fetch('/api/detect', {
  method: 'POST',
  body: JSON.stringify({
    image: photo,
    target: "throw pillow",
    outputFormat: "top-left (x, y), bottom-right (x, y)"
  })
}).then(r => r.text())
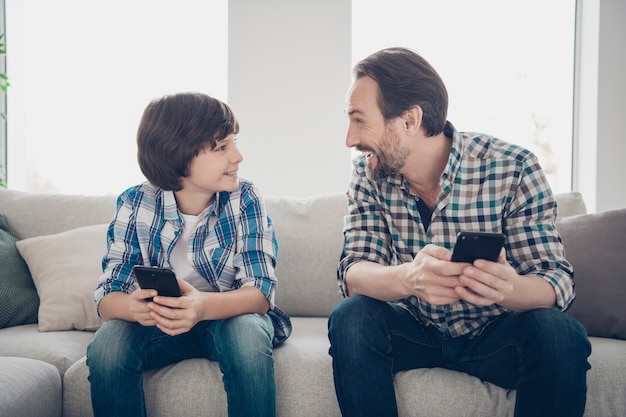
top-left (557, 207), bottom-right (626, 340)
top-left (0, 214), bottom-right (39, 328)
top-left (15, 223), bottom-right (108, 332)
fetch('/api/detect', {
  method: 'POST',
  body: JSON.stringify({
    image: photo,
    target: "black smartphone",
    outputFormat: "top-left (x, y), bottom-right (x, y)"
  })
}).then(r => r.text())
top-left (451, 232), bottom-right (505, 263)
top-left (132, 266), bottom-right (182, 299)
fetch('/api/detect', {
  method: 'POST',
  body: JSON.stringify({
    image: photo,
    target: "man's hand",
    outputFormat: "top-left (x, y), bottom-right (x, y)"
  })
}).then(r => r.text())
top-left (454, 248), bottom-right (513, 307)
top-left (399, 244), bottom-right (467, 305)
top-left (454, 248), bottom-right (556, 311)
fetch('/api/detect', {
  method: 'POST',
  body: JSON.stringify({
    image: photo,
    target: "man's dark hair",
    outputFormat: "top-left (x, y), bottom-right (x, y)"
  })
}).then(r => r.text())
top-left (137, 92), bottom-right (240, 191)
top-left (353, 47), bottom-right (448, 137)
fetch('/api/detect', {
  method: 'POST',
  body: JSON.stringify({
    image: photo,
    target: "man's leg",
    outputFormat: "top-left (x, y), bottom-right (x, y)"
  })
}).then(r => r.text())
top-left (328, 295), bottom-right (444, 417)
top-left (454, 309), bottom-right (591, 417)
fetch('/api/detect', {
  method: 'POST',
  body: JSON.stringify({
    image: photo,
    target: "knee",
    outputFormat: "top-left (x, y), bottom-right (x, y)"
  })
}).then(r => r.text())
top-left (521, 309), bottom-right (591, 360)
top-left (86, 320), bottom-right (137, 371)
top-left (329, 295), bottom-right (385, 331)
top-left (216, 315), bottom-right (274, 378)
top-left (218, 314), bottom-right (273, 359)
top-left (328, 295), bottom-right (391, 351)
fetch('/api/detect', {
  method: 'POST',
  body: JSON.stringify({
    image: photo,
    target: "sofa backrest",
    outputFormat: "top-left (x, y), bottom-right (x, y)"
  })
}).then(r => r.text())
top-left (0, 189), bottom-right (588, 319)
top-left (265, 194), bottom-right (346, 317)
top-left (0, 189), bottom-right (117, 239)
top-left (0, 188), bottom-right (347, 318)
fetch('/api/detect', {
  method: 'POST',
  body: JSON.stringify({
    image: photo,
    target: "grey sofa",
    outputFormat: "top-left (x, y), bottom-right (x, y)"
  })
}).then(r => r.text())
top-left (1, 188), bottom-right (625, 417)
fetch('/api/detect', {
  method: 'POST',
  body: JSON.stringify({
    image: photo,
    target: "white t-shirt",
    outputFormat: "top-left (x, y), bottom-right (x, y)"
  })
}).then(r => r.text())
top-left (170, 210), bottom-right (215, 291)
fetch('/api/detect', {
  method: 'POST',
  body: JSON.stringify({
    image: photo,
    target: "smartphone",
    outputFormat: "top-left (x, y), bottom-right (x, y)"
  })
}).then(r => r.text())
top-left (451, 232), bottom-right (505, 263)
top-left (132, 266), bottom-right (182, 299)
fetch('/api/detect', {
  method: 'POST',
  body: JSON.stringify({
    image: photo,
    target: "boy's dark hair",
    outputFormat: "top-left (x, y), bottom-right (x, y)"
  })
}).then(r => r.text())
top-left (137, 92), bottom-right (240, 191)
top-left (353, 47), bottom-right (448, 137)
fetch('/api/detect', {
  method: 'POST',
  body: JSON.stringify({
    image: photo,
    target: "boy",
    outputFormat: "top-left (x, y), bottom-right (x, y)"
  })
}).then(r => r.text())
top-left (87, 92), bottom-right (291, 417)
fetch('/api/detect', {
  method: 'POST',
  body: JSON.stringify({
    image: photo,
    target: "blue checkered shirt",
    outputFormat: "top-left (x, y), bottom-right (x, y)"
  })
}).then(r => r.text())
top-left (338, 125), bottom-right (574, 338)
top-left (95, 180), bottom-right (292, 345)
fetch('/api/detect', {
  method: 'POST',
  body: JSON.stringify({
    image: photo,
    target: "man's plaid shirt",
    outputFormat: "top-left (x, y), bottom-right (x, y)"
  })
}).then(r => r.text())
top-left (338, 125), bottom-right (574, 338)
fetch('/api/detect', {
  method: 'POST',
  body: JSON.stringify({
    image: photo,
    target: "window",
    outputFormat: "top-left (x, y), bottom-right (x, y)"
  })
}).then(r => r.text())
top-left (4, 1), bottom-right (577, 196)
top-left (353, 0), bottom-right (577, 194)
top-left (5, 0), bottom-right (228, 195)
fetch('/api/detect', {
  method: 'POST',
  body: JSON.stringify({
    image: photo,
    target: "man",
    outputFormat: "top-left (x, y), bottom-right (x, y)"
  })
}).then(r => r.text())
top-left (328, 47), bottom-right (591, 417)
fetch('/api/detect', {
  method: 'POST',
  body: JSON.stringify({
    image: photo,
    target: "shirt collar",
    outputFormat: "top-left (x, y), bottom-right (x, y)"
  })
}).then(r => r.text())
top-left (388, 121), bottom-right (465, 196)
top-left (160, 189), bottom-right (226, 221)
top-left (161, 189), bottom-right (180, 221)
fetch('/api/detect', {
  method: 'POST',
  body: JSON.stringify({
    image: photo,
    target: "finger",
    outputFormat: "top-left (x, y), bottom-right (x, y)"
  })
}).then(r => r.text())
top-left (414, 284), bottom-right (462, 304)
top-left (149, 303), bottom-right (180, 320)
top-left (496, 248), bottom-right (507, 264)
top-left (420, 244), bottom-right (454, 261)
top-left (152, 295), bottom-right (184, 309)
top-left (459, 271), bottom-right (505, 304)
top-left (133, 288), bottom-right (158, 301)
top-left (454, 285), bottom-right (493, 306)
top-left (177, 278), bottom-right (194, 293)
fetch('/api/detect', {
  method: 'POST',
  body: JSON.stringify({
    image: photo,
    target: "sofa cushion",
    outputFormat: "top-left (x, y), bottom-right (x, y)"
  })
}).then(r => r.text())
top-left (0, 214), bottom-right (39, 329)
top-left (16, 224), bottom-right (107, 332)
top-left (0, 324), bottom-right (94, 374)
top-left (63, 317), bottom-right (342, 417)
top-left (0, 357), bottom-right (62, 417)
top-left (557, 207), bottom-right (626, 340)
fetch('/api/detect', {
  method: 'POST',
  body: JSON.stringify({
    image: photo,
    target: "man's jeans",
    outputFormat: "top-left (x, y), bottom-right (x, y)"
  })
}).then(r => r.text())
top-left (87, 314), bottom-right (276, 417)
top-left (328, 295), bottom-right (591, 417)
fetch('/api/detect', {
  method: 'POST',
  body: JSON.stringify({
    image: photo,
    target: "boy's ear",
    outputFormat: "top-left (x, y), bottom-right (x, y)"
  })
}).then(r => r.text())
top-left (402, 105), bottom-right (423, 134)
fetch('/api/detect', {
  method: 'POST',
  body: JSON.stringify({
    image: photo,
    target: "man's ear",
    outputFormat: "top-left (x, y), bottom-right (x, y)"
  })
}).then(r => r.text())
top-left (402, 105), bottom-right (423, 134)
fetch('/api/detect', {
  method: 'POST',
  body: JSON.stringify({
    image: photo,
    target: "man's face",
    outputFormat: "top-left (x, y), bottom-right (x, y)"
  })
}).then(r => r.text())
top-left (345, 76), bottom-right (409, 181)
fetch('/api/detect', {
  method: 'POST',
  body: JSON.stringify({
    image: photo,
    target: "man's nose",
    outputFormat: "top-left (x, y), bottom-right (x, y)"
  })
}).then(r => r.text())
top-left (345, 125), bottom-right (359, 149)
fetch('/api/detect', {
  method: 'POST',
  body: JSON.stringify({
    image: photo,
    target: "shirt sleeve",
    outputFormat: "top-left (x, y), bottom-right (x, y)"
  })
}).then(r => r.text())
top-left (94, 187), bottom-right (145, 313)
top-left (337, 157), bottom-right (394, 297)
top-left (503, 152), bottom-right (575, 310)
top-left (233, 184), bottom-right (279, 307)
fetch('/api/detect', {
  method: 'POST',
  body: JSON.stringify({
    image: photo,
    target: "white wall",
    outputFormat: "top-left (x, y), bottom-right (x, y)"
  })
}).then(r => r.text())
top-left (575, 0), bottom-right (626, 213)
top-left (228, 0), bottom-right (352, 198)
top-left (229, 0), bottom-right (626, 211)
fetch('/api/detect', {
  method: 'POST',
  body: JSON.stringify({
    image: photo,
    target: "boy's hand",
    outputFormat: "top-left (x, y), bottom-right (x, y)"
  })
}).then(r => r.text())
top-left (148, 278), bottom-right (203, 336)
top-left (129, 288), bottom-right (159, 326)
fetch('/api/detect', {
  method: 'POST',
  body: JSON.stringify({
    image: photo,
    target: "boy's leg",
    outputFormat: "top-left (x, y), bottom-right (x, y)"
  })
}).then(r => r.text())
top-left (455, 308), bottom-right (591, 417)
top-left (86, 319), bottom-right (201, 417)
top-left (205, 313), bottom-right (276, 417)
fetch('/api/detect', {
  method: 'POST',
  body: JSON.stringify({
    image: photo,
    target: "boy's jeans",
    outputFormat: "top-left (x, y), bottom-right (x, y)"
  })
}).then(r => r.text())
top-left (87, 314), bottom-right (275, 417)
top-left (328, 295), bottom-right (591, 417)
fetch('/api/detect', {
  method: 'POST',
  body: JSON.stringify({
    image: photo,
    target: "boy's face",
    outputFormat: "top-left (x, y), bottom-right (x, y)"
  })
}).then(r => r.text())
top-left (180, 133), bottom-right (243, 197)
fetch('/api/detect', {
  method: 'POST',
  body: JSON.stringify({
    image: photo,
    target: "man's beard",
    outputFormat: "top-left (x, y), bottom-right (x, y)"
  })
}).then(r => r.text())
top-left (365, 134), bottom-right (409, 182)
